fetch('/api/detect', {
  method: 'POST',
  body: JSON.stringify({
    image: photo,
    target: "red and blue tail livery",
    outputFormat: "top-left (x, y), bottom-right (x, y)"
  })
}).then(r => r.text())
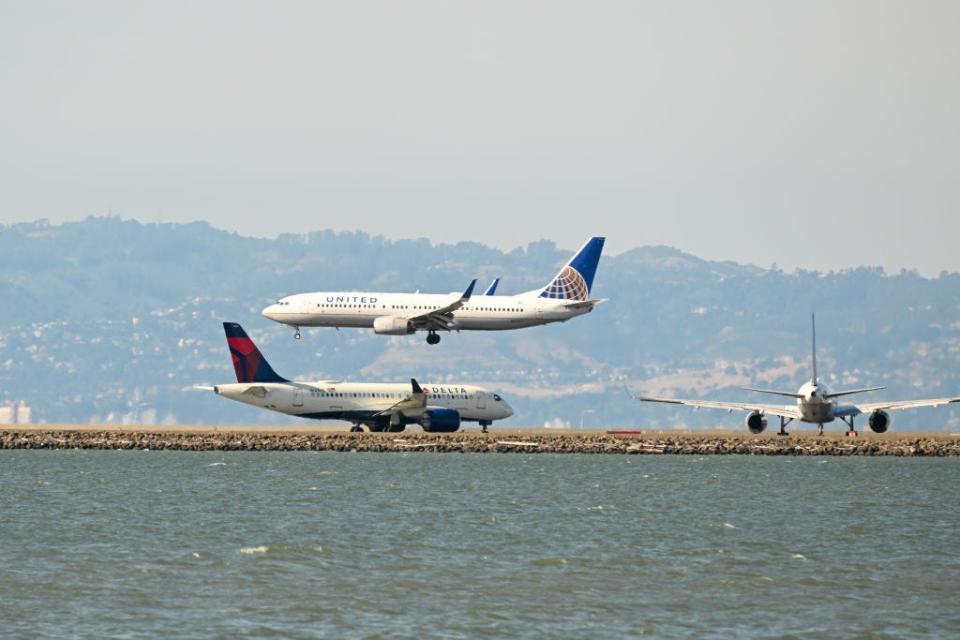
top-left (223, 322), bottom-right (288, 383)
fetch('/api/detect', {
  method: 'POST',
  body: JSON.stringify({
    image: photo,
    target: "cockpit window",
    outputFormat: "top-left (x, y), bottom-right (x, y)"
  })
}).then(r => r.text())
top-left (493, 394), bottom-right (502, 402)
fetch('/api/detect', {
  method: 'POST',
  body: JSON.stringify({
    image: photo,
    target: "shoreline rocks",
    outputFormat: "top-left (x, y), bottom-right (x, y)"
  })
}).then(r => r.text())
top-left (1, 429), bottom-right (959, 456)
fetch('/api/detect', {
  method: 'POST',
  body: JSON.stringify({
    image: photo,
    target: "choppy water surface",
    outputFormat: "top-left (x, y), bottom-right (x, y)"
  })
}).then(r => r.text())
top-left (1, 452), bottom-right (958, 639)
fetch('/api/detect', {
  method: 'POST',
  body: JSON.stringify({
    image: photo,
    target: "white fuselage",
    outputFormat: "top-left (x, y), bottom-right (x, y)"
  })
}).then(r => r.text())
top-left (262, 292), bottom-right (594, 331)
top-left (214, 380), bottom-right (513, 424)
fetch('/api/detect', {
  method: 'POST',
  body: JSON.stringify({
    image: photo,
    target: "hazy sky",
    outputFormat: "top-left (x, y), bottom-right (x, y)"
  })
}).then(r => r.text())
top-left (1, 1), bottom-right (958, 274)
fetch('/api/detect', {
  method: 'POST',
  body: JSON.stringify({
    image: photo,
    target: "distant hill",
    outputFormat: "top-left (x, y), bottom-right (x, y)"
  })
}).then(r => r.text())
top-left (2, 217), bottom-right (959, 430)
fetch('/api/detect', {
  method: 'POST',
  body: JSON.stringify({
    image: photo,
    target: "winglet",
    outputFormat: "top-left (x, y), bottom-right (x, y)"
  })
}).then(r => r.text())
top-left (462, 279), bottom-right (477, 300)
top-left (411, 378), bottom-right (424, 395)
top-left (484, 278), bottom-right (500, 296)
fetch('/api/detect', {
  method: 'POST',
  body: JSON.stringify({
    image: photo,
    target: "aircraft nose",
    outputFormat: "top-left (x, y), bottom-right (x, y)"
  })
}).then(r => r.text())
top-left (262, 304), bottom-right (278, 320)
top-left (502, 401), bottom-right (514, 418)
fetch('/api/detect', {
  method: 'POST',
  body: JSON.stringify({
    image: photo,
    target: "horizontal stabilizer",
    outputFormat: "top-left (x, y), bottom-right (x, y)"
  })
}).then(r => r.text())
top-left (824, 386), bottom-right (885, 399)
top-left (563, 298), bottom-right (607, 310)
top-left (741, 387), bottom-right (804, 399)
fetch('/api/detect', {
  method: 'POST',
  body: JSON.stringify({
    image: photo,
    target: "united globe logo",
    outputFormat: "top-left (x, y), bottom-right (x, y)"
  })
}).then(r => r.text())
top-left (541, 266), bottom-right (589, 300)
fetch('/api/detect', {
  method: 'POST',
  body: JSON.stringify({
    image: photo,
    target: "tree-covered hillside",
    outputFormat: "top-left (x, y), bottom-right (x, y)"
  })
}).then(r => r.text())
top-left (2, 218), bottom-right (958, 430)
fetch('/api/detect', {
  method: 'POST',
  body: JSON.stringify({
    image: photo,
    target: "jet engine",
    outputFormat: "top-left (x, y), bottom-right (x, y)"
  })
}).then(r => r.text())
top-left (373, 316), bottom-right (414, 335)
top-left (868, 409), bottom-right (891, 434)
top-left (419, 408), bottom-right (461, 433)
top-left (745, 411), bottom-right (768, 434)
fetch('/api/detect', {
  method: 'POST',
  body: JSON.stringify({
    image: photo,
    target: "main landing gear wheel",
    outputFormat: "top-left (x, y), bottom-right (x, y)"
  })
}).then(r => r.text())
top-left (293, 327), bottom-right (301, 340)
top-left (839, 416), bottom-right (857, 437)
top-left (778, 416), bottom-right (793, 436)
top-left (350, 424), bottom-right (363, 433)
top-left (426, 332), bottom-right (441, 345)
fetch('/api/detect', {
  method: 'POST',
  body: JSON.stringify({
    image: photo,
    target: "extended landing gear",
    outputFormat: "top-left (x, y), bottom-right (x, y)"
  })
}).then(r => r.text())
top-left (817, 424), bottom-right (824, 437)
top-left (480, 420), bottom-right (491, 434)
top-left (293, 326), bottom-right (301, 340)
top-left (426, 331), bottom-right (441, 345)
top-left (350, 424), bottom-right (364, 433)
top-left (840, 416), bottom-right (857, 437)
top-left (778, 416), bottom-right (793, 436)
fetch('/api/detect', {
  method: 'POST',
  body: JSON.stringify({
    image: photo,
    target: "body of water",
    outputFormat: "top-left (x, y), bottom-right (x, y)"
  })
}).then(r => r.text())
top-left (1, 451), bottom-right (957, 638)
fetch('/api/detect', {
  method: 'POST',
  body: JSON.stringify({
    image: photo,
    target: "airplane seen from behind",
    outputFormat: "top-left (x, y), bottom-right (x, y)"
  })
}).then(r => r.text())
top-left (633, 314), bottom-right (959, 436)
top-left (198, 322), bottom-right (513, 432)
top-left (261, 237), bottom-right (606, 344)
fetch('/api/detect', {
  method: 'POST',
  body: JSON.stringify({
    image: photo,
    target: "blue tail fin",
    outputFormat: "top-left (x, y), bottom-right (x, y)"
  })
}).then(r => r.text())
top-left (223, 322), bottom-right (288, 383)
top-left (484, 278), bottom-right (500, 296)
top-left (540, 237), bottom-right (605, 300)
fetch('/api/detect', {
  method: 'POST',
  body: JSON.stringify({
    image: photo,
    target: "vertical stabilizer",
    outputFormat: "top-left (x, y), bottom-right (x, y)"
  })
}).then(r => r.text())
top-left (223, 322), bottom-right (288, 383)
top-left (539, 236), bottom-right (605, 300)
top-left (811, 312), bottom-right (818, 386)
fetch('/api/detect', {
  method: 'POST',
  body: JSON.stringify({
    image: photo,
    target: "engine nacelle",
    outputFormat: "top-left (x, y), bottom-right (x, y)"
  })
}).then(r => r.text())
top-left (745, 411), bottom-right (768, 434)
top-left (868, 409), bottom-right (891, 434)
top-left (419, 408), bottom-right (461, 433)
top-left (373, 316), bottom-right (414, 335)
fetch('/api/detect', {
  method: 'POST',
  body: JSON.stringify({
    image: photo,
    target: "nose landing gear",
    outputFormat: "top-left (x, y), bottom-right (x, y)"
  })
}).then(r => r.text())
top-left (426, 331), bottom-right (441, 345)
top-left (293, 327), bottom-right (301, 340)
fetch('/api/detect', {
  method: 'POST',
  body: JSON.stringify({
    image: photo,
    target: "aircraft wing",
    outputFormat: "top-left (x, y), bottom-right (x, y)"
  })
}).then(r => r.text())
top-left (406, 279), bottom-right (477, 331)
top-left (373, 378), bottom-right (427, 419)
top-left (852, 397), bottom-right (960, 413)
top-left (633, 395), bottom-right (802, 420)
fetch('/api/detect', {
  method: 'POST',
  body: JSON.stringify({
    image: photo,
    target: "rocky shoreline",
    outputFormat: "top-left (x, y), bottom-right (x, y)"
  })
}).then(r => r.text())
top-left (2, 428), bottom-right (959, 456)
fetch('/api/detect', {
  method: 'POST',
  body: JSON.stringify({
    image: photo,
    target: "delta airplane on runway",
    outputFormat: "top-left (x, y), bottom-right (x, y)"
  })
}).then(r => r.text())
top-left (633, 314), bottom-right (959, 436)
top-left (261, 237), bottom-right (606, 344)
top-left (200, 323), bottom-right (513, 431)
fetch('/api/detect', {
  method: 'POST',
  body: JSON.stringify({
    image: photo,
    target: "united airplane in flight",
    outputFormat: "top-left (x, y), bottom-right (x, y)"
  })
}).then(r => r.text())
top-left (633, 314), bottom-right (959, 436)
top-left (200, 323), bottom-right (513, 431)
top-left (261, 237), bottom-right (606, 344)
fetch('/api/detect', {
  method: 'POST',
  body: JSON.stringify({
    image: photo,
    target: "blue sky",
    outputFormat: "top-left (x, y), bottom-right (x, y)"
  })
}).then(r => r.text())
top-left (1, 1), bottom-right (958, 274)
